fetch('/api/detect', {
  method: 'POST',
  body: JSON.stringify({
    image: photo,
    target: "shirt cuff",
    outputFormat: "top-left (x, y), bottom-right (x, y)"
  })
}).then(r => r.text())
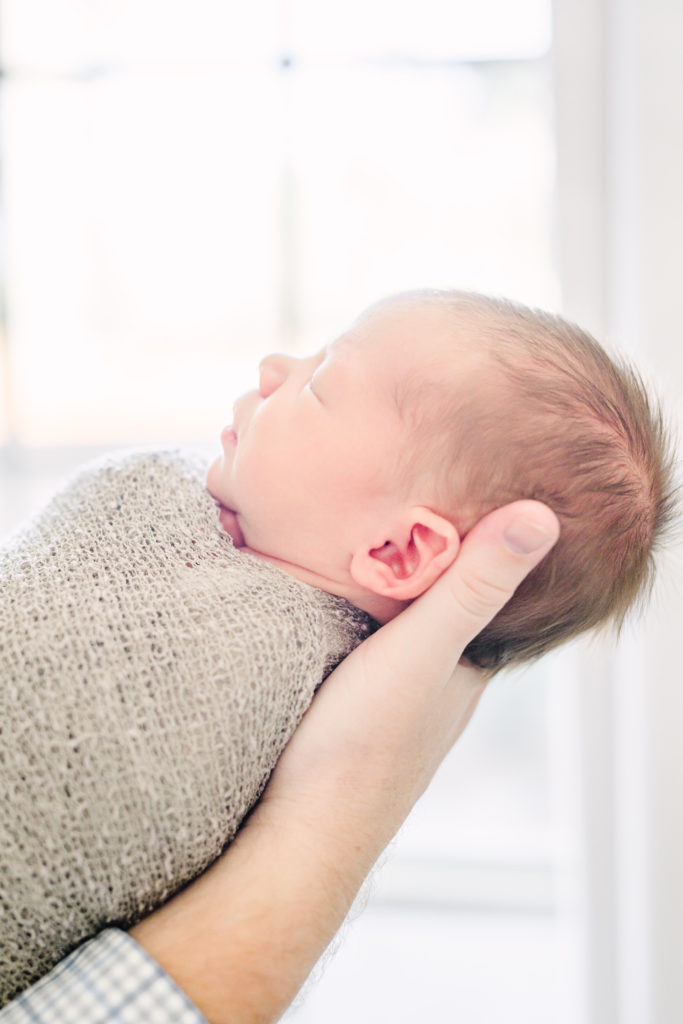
top-left (0, 928), bottom-right (208, 1024)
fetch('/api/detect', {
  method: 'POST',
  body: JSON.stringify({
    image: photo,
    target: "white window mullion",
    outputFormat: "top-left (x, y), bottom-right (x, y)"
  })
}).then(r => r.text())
top-left (553, 3), bottom-right (683, 1024)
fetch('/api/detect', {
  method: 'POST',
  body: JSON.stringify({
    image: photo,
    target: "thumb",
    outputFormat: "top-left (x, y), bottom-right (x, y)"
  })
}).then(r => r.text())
top-left (382, 500), bottom-right (560, 680)
top-left (441, 499), bottom-right (560, 635)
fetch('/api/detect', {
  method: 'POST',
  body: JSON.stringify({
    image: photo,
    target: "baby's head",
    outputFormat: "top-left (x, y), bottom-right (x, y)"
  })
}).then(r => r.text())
top-left (208, 290), bottom-right (677, 672)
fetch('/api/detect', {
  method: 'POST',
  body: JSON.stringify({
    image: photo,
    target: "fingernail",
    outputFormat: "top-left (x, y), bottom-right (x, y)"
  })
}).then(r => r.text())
top-left (504, 517), bottom-right (554, 554)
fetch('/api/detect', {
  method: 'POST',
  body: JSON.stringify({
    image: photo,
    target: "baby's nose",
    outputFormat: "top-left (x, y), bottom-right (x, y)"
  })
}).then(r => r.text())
top-left (258, 354), bottom-right (292, 398)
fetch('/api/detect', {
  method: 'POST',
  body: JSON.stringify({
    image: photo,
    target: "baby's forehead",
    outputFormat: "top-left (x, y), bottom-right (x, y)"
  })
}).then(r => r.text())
top-left (327, 303), bottom-right (491, 437)
top-left (347, 300), bottom-right (486, 380)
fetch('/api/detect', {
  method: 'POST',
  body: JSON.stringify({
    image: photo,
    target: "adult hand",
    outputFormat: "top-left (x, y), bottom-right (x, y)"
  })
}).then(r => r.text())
top-left (130, 499), bottom-right (560, 1024)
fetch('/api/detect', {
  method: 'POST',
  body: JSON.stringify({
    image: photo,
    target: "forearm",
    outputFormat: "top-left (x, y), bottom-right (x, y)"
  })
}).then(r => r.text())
top-left (130, 784), bottom-right (386, 1024)
top-left (130, 650), bottom-right (485, 1024)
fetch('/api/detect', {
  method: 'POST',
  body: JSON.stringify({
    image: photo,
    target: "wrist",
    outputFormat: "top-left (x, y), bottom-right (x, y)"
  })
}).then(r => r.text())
top-left (130, 798), bottom-right (380, 1024)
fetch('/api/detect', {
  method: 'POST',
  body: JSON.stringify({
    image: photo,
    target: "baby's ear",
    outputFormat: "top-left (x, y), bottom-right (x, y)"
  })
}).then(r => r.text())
top-left (349, 507), bottom-right (460, 601)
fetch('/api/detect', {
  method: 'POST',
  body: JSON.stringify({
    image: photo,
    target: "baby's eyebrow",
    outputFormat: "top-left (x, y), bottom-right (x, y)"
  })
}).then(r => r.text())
top-left (312, 340), bottom-right (334, 364)
top-left (312, 339), bottom-right (340, 373)
top-left (325, 332), bottom-right (358, 368)
top-left (313, 339), bottom-right (351, 396)
top-left (328, 330), bottom-right (353, 353)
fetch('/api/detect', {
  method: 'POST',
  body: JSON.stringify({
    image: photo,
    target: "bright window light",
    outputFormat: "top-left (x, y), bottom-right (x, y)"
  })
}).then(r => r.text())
top-left (0, 0), bottom-right (555, 446)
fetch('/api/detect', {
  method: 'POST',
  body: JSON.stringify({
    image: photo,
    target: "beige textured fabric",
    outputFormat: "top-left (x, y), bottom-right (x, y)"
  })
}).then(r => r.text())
top-left (0, 448), bottom-right (375, 1004)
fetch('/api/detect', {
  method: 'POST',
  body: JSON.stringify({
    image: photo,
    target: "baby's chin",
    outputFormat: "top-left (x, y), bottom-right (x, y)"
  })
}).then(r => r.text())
top-left (216, 505), bottom-right (245, 547)
top-left (206, 459), bottom-right (245, 546)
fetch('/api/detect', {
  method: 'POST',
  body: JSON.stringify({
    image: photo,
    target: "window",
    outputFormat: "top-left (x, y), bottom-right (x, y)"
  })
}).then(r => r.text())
top-left (0, 0), bottom-right (555, 446)
top-left (1, 4), bottom-right (578, 1021)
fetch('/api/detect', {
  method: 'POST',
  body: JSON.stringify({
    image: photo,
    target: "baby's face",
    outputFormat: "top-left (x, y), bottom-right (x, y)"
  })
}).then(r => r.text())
top-left (207, 301), bottom-right (459, 574)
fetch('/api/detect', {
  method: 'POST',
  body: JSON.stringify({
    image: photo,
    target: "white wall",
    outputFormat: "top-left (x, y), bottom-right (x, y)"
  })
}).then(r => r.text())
top-left (554, 2), bottom-right (683, 1022)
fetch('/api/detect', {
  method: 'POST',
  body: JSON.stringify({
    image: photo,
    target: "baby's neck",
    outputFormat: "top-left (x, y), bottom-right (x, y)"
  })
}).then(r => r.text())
top-left (240, 545), bottom-right (405, 625)
top-left (215, 505), bottom-right (404, 624)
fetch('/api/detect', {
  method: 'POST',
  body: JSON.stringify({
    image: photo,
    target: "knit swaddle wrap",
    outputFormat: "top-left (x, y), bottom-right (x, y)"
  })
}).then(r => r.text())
top-left (0, 448), bottom-right (375, 1003)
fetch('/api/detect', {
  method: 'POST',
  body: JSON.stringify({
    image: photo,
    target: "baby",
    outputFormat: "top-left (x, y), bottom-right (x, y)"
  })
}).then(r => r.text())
top-left (208, 288), bottom-right (676, 669)
top-left (0, 289), bottom-right (675, 1003)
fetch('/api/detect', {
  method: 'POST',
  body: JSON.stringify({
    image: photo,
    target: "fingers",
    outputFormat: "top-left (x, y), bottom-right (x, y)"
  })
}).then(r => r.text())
top-left (438, 499), bottom-right (560, 631)
top-left (377, 500), bottom-right (560, 681)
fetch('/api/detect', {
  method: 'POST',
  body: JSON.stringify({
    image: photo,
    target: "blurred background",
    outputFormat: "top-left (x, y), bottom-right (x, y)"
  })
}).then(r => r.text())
top-left (0, 2), bottom-right (681, 1022)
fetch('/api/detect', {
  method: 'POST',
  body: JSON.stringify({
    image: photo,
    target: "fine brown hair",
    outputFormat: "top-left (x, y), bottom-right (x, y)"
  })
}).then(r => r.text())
top-left (395, 290), bottom-right (679, 673)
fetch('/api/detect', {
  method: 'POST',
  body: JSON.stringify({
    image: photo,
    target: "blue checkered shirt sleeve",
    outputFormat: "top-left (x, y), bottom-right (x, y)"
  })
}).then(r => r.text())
top-left (0, 929), bottom-right (208, 1023)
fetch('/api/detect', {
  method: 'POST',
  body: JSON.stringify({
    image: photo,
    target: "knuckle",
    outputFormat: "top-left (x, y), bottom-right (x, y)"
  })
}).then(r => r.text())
top-left (450, 571), bottom-right (513, 620)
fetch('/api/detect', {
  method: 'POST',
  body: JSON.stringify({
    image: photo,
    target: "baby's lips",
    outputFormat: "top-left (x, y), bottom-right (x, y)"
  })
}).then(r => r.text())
top-left (217, 504), bottom-right (245, 547)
